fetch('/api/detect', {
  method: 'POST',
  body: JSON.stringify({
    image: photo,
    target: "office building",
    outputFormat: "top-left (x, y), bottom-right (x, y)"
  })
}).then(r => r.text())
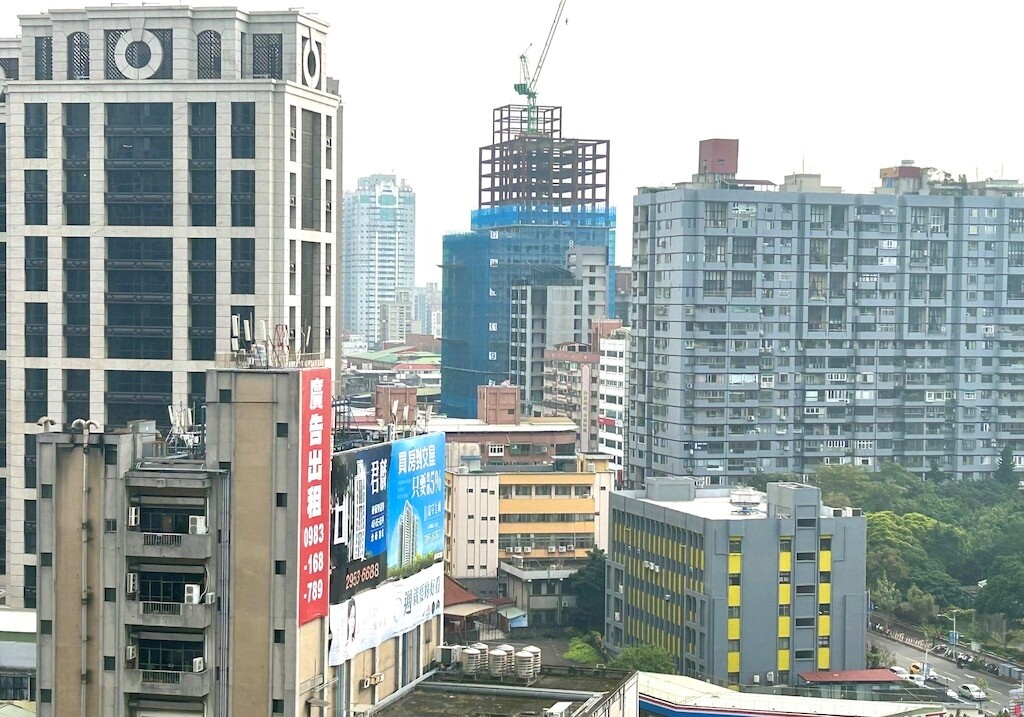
top-left (0, 6), bottom-right (341, 608)
top-left (605, 479), bottom-right (866, 687)
top-left (378, 287), bottom-right (413, 345)
top-left (628, 141), bottom-right (1024, 487)
top-left (36, 366), bottom-right (335, 716)
top-left (443, 453), bottom-right (613, 604)
top-left (441, 105), bottom-right (614, 418)
top-left (409, 282), bottom-right (440, 337)
top-left (342, 174), bottom-right (415, 346)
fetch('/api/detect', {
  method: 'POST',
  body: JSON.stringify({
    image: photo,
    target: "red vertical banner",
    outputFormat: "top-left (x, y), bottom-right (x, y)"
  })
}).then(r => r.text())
top-left (298, 367), bottom-right (332, 625)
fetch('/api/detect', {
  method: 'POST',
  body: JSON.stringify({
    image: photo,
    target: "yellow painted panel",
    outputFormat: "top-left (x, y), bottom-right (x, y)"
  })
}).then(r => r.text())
top-left (819, 550), bottom-right (832, 571)
top-left (778, 583), bottom-right (791, 604)
top-left (817, 647), bottom-right (830, 670)
top-left (819, 614), bottom-right (831, 635)
top-left (778, 616), bottom-right (790, 638)
top-left (778, 649), bottom-right (790, 671)
top-left (728, 554), bottom-right (742, 574)
top-left (779, 552), bottom-right (791, 572)
top-left (727, 651), bottom-right (740, 673)
top-left (819, 583), bottom-right (831, 604)
top-left (728, 585), bottom-right (741, 607)
top-left (727, 618), bottom-right (740, 640)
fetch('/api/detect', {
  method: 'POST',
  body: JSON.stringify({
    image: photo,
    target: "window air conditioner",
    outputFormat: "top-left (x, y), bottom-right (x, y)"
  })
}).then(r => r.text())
top-left (361, 678), bottom-right (373, 689)
top-left (125, 645), bottom-right (137, 661)
top-left (547, 546), bottom-right (557, 553)
top-left (126, 572), bottom-right (139, 594)
top-left (188, 516), bottom-right (208, 535)
top-left (127, 506), bottom-right (140, 527)
top-left (192, 657), bottom-right (205, 672)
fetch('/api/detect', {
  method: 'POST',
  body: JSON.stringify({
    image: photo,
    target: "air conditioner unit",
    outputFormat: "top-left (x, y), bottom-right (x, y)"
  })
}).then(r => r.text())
top-left (127, 506), bottom-right (140, 527)
top-left (613, 611), bottom-right (621, 621)
top-left (371, 673), bottom-right (385, 685)
top-left (125, 645), bottom-right (137, 661)
top-left (325, 201), bottom-right (333, 212)
top-left (547, 546), bottom-right (557, 553)
top-left (522, 547), bottom-right (532, 554)
top-left (184, 584), bottom-right (202, 605)
top-left (289, 128), bottom-right (297, 140)
top-left (204, 591), bottom-right (216, 604)
top-left (289, 195), bottom-right (297, 206)
top-left (617, 584), bottom-right (624, 593)
top-left (126, 572), bottom-right (139, 594)
top-left (188, 516), bottom-right (208, 535)
top-left (557, 546), bottom-right (567, 553)
top-left (192, 657), bottom-right (205, 673)
top-left (513, 546), bottom-right (522, 554)
top-left (325, 136), bottom-right (333, 148)
top-left (565, 544), bottom-right (575, 551)
top-left (561, 601), bottom-right (570, 608)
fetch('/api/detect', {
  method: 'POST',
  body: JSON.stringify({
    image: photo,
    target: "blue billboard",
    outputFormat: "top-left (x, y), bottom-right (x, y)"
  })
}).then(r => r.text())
top-left (329, 433), bottom-right (446, 602)
top-left (386, 433), bottom-right (446, 575)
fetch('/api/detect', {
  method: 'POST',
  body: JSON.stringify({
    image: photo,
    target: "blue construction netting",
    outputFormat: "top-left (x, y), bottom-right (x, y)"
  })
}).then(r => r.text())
top-left (471, 204), bottom-right (616, 230)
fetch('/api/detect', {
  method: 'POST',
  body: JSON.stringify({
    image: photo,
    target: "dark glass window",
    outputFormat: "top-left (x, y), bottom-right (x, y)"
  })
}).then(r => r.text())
top-left (64, 237), bottom-right (90, 357)
top-left (25, 368), bottom-right (48, 422)
top-left (189, 237), bottom-right (215, 364)
top-left (25, 103), bottom-right (47, 158)
top-left (25, 170), bottom-right (47, 225)
top-left (300, 110), bottom-right (321, 230)
top-left (105, 238), bottom-right (172, 359)
top-left (63, 104), bottom-right (90, 225)
top-left (231, 102), bottom-right (255, 159)
top-left (34, 37), bottom-right (52, 80)
top-left (105, 103), bottom-right (172, 226)
top-left (231, 170), bottom-right (255, 227)
top-left (68, 32), bottom-right (90, 79)
top-left (64, 369), bottom-right (90, 429)
top-left (105, 370), bottom-right (172, 431)
top-left (0, 124), bottom-right (7, 231)
top-left (25, 236), bottom-right (47, 291)
top-left (24, 500), bottom-right (36, 554)
top-left (252, 34), bottom-right (282, 79)
top-left (24, 565), bottom-right (36, 609)
top-left (188, 372), bottom-right (207, 411)
top-left (197, 30), bottom-right (221, 79)
top-left (189, 103), bottom-right (216, 227)
top-left (23, 435), bottom-right (36, 490)
top-left (25, 303), bottom-right (48, 357)
top-left (231, 237), bottom-right (255, 294)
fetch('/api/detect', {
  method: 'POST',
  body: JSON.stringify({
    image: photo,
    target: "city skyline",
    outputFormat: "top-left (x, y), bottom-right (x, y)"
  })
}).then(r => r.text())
top-left (6, 1), bottom-right (1023, 285)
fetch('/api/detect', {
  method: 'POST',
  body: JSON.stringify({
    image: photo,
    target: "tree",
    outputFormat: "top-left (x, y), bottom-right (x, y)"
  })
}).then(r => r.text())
top-left (563, 636), bottom-right (601, 665)
top-left (872, 573), bottom-right (901, 628)
top-left (975, 555), bottom-right (1024, 622)
top-left (899, 585), bottom-right (936, 625)
top-left (926, 460), bottom-right (949, 484)
top-left (866, 643), bottom-right (897, 669)
top-left (564, 549), bottom-right (607, 632)
top-left (608, 643), bottom-right (677, 674)
top-left (994, 446), bottom-right (1017, 486)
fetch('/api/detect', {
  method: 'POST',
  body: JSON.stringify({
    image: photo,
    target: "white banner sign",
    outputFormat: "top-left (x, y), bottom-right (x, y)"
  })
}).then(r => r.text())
top-left (328, 562), bottom-right (443, 666)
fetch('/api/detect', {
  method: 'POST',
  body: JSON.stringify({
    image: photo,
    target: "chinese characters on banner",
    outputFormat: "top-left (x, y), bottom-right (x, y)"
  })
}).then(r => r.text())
top-left (386, 433), bottom-right (446, 571)
top-left (298, 368), bottom-right (332, 625)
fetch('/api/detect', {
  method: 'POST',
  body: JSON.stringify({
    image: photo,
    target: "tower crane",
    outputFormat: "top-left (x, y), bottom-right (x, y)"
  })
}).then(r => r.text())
top-left (513, 0), bottom-right (567, 135)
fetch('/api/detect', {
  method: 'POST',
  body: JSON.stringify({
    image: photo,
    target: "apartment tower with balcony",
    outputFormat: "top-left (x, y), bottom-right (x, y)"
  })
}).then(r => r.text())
top-left (0, 5), bottom-right (342, 607)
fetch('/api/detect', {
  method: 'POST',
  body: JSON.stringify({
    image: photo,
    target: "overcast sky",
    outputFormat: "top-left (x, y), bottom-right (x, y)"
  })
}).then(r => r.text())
top-left (2, 1), bottom-right (1022, 284)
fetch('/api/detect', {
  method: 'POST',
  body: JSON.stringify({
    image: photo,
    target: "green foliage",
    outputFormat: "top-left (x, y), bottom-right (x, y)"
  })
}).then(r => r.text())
top-left (994, 446), bottom-right (1017, 486)
top-left (975, 555), bottom-right (1024, 622)
top-left (872, 574), bottom-right (901, 624)
top-left (866, 643), bottom-right (896, 669)
top-left (608, 643), bottom-right (677, 674)
top-left (564, 549), bottom-right (607, 632)
top-left (563, 636), bottom-right (601, 665)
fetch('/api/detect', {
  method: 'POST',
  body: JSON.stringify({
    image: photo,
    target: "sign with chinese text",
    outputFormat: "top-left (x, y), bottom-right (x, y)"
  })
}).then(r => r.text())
top-left (386, 433), bottom-right (445, 574)
top-left (298, 368), bottom-right (331, 625)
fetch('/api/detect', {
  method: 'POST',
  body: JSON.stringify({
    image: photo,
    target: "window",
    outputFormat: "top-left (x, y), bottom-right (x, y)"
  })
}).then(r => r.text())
top-left (796, 551), bottom-right (815, 562)
top-left (35, 36), bottom-right (52, 80)
top-left (727, 573), bottom-right (741, 586)
top-left (488, 444), bottom-right (505, 457)
top-left (24, 169), bottom-right (47, 225)
top-left (794, 649), bottom-right (814, 660)
top-left (68, 32), bottom-right (90, 79)
top-left (728, 537), bottom-right (742, 553)
top-left (778, 571), bottom-right (791, 584)
top-left (25, 303), bottom-right (48, 357)
top-left (819, 536), bottom-right (832, 551)
top-left (727, 606), bottom-right (740, 618)
top-left (197, 30), bottom-right (221, 79)
top-left (819, 603), bottom-right (831, 615)
top-left (779, 537), bottom-right (792, 552)
top-left (703, 270), bottom-right (726, 296)
top-left (778, 637), bottom-right (790, 649)
top-left (778, 604), bottom-right (791, 616)
top-left (795, 585), bottom-right (815, 595)
top-left (274, 560), bottom-right (286, 575)
top-left (819, 571), bottom-right (831, 583)
top-left (231, 170), bottom-right (255, 226)
top-left (25, 236), bottom-right (47, 291)
top-left (252, 34), bottom-right (283, 79)
top-left (230, 237), bottom-right (255, 293)
top-left (25, 103), bottom-right (47, 158)
top-left (231, 102), bottom-right (256, 159)
top-left (704, 237), bottom-right (725, 262)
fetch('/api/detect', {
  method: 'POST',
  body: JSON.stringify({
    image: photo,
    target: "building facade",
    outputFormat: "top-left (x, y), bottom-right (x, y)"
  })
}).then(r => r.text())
top-left (440, 105), bottom-right (614, 418)
top-left (378, 287), bottom-right (413, 345)
top-left (628, 145), bottom-right (1024, 486)
top-left (342, 174), bottom-right (415, 346)
top-left (36, 367), bottom-right (334, 716)
top-left (0, 6), bottom-right (342, 607)
top-left (597, 326), bottom-right (629, 483)
top-left (540, 342), bottom-right (599, 451)
top-left (605, 479), bottom-right (866, 688)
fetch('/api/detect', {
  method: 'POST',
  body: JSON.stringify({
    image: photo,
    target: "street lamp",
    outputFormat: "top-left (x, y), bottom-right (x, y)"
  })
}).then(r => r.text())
top-left (938, 610), bottom-right (959, 648)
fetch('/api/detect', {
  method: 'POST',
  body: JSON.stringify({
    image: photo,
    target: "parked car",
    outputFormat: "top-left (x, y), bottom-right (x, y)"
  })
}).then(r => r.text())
top-left (903, 674), bottom-right (926, 687)
top-left (958, 683), bottom-right (987, 701)
top-left (910, 662), bottom-right (922, 674)
top-left (890, 665), bottom-right (909, 677)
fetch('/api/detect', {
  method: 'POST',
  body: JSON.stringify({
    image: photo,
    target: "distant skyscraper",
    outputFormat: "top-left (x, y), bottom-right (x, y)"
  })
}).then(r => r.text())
top-left (343, 174), bottom-right (415, 345)
top-left (441, 106), bottom-right (614, 418)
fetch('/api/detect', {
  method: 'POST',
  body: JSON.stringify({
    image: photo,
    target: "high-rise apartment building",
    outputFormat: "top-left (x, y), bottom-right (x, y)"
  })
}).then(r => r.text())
top-left (605, 479), bottom-right (866, 687)
top-left (36, 366), bottom-right (335, 716)
top-left (342, 174), bottom-right (415, 346)
top-left (0, 6), bottom-right (341, 607)
top-left (378, 287), bottom-right (413, 345)
top-left (597, 326), bottom-right (630, 483)
top-left (628, 142), bottom-right (1024, 487)
top-left (441, 105), bottom-right (614, 418)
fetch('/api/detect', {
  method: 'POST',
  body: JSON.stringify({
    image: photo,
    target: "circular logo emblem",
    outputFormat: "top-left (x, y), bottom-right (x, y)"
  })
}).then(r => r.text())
top-left (114, 29), bottom-right (163, 80)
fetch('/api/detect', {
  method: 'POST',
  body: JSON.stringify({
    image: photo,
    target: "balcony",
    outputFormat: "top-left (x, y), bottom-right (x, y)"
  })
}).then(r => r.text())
top-left (124, 599), bottom-right (213, 629)
top-left (122, 666), bottom-right (212, 697)
top-left (126, 531), bottom-right (213, 560)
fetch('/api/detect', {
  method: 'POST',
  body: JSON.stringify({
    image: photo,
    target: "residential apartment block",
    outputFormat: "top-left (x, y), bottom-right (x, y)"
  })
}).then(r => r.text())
top-left (0, 6), bottom-right (341, 608)
top-left (342, 174), bottom-right (415, 346)
top-left (605, 479), bottom-right (866, 687)
top-left (36, 367), bottom-right (334, 716)
top-left (628, 142), bottom-right (1024, 486)
top-left (597, 326), bottom-right (630, 484)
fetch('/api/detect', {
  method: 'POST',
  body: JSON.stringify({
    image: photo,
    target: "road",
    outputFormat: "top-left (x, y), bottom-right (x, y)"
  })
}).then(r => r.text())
top-left (871, 632), bottom-right (1021, 714)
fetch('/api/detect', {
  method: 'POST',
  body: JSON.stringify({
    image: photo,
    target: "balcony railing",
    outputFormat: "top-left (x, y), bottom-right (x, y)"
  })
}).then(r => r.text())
top-left (141, 601), bottom-right (182, 616)
top-left (143, 533), bottom-right (182, 548)
top-left (142, 670), bottom-right (183, 684)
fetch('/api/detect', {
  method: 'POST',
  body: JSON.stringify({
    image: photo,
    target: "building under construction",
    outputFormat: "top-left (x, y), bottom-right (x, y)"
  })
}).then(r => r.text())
top-left (441, 105), bottom-right (615, 418)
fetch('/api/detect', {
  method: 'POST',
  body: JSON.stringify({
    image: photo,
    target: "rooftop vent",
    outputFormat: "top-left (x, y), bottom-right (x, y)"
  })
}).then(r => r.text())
top-left (729, 487), bottom-right (761, 514)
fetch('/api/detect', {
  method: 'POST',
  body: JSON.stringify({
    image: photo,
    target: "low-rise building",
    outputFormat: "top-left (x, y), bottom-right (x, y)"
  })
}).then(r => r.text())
top-left (0, 609), bottom-right (34, 701)
top-left (605, 479), bottom-right (866, 688)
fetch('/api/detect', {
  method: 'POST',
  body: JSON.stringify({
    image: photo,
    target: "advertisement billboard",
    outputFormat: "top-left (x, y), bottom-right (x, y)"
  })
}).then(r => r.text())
top-left (329, 432), bottom-right (445, 603)
top-left (327, 562), bottom-right (443, 666)
top-left (298, 368), bottom-right (332, 625)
